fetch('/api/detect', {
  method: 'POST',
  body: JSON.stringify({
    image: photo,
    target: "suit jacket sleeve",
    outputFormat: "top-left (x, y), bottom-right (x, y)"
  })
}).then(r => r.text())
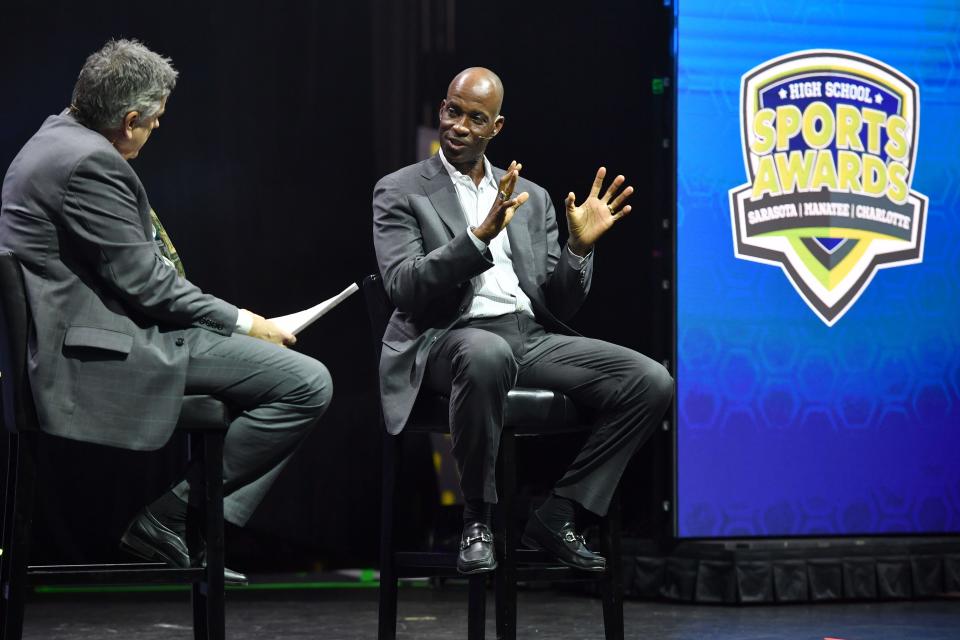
top-left (59, 149), bottom-right (237, 335)
top-left (373, 172), bottom-right (493, 314)
top-left (539, 189), bottom-right (594, 322)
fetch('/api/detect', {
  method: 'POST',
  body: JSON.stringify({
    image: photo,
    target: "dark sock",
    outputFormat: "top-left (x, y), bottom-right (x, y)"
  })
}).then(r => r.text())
top-left (577, 507), bottom-right (601, 530)
top-left (463, 499), bottom-right (492, 526)
top-left (536, 493), bottom-right (577, 532)
top-left (147, 490), bottom-right (188, 537)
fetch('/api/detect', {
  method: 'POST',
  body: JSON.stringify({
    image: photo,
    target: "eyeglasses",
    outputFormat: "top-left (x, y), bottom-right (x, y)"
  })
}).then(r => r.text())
top-left (440, 105), bottom-right (495, 135)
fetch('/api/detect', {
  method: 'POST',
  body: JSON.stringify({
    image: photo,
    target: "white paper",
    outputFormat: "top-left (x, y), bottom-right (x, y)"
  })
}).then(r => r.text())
top-left (269, 282), bottom-right (359, 335)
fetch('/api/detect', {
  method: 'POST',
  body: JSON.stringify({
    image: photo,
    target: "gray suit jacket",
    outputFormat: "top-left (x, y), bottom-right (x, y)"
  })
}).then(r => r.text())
top-left (372, 154), bottom-right (594, 434)
top-left (0, 112), bottom-right (237, 451)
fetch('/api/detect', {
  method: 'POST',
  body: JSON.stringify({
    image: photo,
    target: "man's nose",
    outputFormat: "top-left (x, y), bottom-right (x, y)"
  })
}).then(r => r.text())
top-left (451, 116), bottom-right (470, 134)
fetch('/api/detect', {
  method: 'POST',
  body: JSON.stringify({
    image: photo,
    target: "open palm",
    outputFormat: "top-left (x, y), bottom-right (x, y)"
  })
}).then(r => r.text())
top-left (565, 167), bottom-right (634, 255)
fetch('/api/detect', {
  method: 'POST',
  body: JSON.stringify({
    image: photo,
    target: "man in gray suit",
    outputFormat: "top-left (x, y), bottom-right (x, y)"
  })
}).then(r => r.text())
top-left (373, 68), bottom-right (674, 574)
top-left (0, 40), bottom-right (332, 583)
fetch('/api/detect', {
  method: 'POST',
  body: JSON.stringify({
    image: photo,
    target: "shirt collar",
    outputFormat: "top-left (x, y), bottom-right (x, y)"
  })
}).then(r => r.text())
top-left (438, 149), bottom-right (497, 190)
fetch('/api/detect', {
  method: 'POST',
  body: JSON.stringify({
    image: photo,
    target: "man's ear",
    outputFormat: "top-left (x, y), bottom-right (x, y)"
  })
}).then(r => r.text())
top-left (492, 115), bottom-right (505, 137)
top-left (121, 111), bottom-right (140, 139)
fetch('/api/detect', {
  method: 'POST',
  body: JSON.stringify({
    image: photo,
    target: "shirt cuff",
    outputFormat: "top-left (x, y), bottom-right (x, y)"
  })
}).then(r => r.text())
top-left (467, 226), bottom-right (489, 253)
top-left (565, 243), bottom-right (592, 268)
top-left (235, 309), bottom-right (254, 335)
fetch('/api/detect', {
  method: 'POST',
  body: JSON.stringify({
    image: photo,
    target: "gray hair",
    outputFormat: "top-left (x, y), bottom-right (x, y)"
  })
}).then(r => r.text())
top-left (71, 39), bottom-right (178, 131)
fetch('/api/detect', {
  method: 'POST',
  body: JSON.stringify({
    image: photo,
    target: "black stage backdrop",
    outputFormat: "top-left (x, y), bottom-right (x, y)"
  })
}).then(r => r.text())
top-left (0, 1), bottom-right (672, 569)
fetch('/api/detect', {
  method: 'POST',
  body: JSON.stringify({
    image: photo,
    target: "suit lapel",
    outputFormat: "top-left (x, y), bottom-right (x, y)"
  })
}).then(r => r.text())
top-left (421, 155), bottom-right (467, 238)
top-left (506, 202), bottom-right (535, 292)
top-left (492, 164), bottom-right (537, 292)
top-left (420, 156), bottom-right (536, 294)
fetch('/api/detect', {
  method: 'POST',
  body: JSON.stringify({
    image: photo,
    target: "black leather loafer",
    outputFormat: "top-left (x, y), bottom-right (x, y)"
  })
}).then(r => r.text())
top-left (120, 507), bottom-right (248, 585)
top-left (521, 511), bottom-right (606, 572)
top-left (457, 522), bottom-right (497, 574)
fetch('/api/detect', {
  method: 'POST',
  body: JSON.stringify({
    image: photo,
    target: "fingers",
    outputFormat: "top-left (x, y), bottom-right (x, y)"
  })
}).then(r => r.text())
top-left (498, 160), bottom-right (522, 199)
top-left (505, 191), bottom-right (530, 212)
top-left (565, 192), bottom-right (576, 214)
top-left (613, 204), bottom-right (632, 221)
top-left (250, 315), bottom-right (297, 347)
top-left (588, 167), bottom-right (607, 199)
top-left (607, 184), bottom-right (635, 211)
top-left (600, 174), bottom-right (626, 202)
top-left (499, 172), bottom-right (516, 200)
top-left (499, 191), bottom-right (529, 230)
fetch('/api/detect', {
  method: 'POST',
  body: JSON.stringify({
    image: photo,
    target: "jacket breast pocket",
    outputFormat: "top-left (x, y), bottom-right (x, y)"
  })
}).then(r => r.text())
top-left (63, 326), bottom-right (134, 359)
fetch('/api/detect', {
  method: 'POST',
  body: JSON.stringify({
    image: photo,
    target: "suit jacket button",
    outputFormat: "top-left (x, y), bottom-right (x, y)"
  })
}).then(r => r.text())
top-left (175, 337), bottom-right (185, 346)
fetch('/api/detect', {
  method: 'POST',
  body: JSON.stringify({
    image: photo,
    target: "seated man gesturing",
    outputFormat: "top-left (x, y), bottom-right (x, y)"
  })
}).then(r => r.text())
top-left (372, 67), bottom-right (673, 574)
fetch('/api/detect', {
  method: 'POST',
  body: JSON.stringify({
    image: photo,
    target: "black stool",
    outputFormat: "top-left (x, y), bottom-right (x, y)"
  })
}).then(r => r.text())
top-left (0, 251), bottom-right (231, 640)
top-left (362, 274), bottom-right (624, 640)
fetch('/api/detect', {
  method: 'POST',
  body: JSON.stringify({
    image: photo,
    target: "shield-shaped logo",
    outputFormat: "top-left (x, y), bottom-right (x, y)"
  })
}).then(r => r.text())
top-left (729, 50), bottom-right (927, 326)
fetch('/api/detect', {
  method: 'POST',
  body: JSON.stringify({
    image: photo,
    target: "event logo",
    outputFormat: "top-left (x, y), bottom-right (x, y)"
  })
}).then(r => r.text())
top-left (729, 50), bottom-right (927, 326)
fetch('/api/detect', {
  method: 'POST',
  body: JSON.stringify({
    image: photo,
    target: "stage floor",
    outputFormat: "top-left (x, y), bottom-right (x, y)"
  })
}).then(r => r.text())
top-left (21, 583), bottom-right (960, 639)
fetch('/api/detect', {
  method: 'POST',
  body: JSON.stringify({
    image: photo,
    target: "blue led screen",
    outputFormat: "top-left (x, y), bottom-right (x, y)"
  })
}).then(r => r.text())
top-left (676, 0), bottom-right (960, 537)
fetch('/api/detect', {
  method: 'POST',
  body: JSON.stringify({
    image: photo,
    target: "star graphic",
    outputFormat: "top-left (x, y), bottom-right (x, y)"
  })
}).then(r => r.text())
top-left (778, 88), bottom-right (788, 99)
top-left (874, 93), bottom-right (883, 104)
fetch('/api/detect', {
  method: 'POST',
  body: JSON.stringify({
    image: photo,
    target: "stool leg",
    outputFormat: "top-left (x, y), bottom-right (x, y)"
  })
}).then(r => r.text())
top-left (204, 431), bottom-right (226, 640)
top-left (467, 574), bottom-right (487, 640)
top-left (378, 431), bottom-right (401, 640)
top-left (204, 432), bottom-right (226, 640)
top-left (189, 431), bottom-right (226, 640)
top-left (189, 432), bottom-right (208, 640)
top-left (599, 490), bottom-right (624, 640)
top-left (494, 430), bottom-right (517, 640)
top-left (1, 433), bottom-right (37, 640)
top-left (191, 583), bottom-right (208, 640)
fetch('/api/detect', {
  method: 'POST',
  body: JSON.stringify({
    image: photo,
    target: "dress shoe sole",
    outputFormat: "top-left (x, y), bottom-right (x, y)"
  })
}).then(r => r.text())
top-left (456, 559), bottom-right (498, 575)
top-left (521, 534), bottom-right (606, 573)
top-left (120, 520), bottom-right (249, 585)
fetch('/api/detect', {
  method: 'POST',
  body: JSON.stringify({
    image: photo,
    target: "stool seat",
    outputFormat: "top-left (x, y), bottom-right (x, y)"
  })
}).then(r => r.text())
top-left (177, 395), bottom-right (232, 431)
top-left (408, 387), bottom-right (582, 435)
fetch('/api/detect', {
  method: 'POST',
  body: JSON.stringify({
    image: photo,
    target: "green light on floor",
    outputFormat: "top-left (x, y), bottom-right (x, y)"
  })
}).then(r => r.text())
top-left (33, 578), bottom-right (429, 595)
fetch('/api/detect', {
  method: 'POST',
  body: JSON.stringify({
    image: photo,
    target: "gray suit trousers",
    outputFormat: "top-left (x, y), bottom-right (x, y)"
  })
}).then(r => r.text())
top-left (172, 328), bottom-right (332, 526)
top-left (424, 313), bottom-right (673, 517)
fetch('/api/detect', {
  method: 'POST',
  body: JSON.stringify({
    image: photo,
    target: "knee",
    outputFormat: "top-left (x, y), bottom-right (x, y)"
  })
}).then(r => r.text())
top-left (453, 334), bottom-right (517, 387)
top-left (621, 356), bottom-right (673, 411)
top-left (301, 360), bottom-right (333, 418)
top-left (644, 362), bottom-right (674, 411)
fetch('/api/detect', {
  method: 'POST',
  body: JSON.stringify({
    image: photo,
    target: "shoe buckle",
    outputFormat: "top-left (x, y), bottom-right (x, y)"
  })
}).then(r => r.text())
top-left (461, 531), bottom-right (493, 550)
top-left (562, 531), bottom-right (586, 545)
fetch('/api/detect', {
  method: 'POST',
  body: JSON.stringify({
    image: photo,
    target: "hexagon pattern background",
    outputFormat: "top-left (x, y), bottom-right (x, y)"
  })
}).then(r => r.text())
top-left (676, 0), bottom-right (960, 537)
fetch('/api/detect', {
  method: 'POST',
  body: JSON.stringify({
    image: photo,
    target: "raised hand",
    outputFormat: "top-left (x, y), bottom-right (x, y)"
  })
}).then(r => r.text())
top-left (564, 167), bottom-right (634, 255)
top-left (473, 160), bottom-right (530, 244)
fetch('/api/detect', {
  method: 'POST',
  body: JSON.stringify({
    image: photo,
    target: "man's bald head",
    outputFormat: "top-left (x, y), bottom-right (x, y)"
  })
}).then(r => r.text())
top-left (448, 67), bottom-right (504, 116)
top-left (438, 67), bottom-right (506, 178)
